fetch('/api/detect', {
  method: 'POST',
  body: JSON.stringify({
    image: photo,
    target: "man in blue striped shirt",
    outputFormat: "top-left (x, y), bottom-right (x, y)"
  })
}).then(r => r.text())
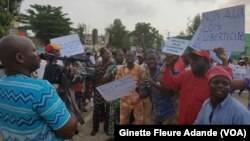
top-left (194, 66), bottom-right (250, 125)
top-left (0, 35), bottom-right (78, 140)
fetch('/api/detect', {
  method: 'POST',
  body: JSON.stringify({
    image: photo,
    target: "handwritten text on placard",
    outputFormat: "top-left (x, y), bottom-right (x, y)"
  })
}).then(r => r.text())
top-left (50, 34), bottom-right (84, 57)
top-left (96, 76), bottom-right (136, 101)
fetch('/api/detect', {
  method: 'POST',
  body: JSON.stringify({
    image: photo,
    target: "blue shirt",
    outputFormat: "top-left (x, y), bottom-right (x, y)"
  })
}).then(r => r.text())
top-left (150, 68), bottom-right (175, 122)
top-left (0, 74), bottom-right (70, 141)
top-left (194, 95), bottom-right (250, 125)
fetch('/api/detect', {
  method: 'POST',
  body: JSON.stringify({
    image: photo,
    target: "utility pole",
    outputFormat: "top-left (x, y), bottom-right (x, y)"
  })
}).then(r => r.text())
top-left (166, 29), bottom-right (170, 39)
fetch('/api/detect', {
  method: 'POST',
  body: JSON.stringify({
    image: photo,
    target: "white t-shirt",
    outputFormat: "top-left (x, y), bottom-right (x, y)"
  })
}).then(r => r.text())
top-left (89, 55), bottom-right (96, 65)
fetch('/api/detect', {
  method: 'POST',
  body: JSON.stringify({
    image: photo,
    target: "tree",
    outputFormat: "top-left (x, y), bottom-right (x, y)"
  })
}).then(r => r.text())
top-left (130, 23), bottom-right (163, 50)
top-left (74, 23), bottom-right (86, 44)
top-left (186, 14), bottom-right (201, 36)
top-left (19, 4), bottom-right (73, 44)
top-left (0, 0), bottom-right (23, 37)
top-left (176, 14), bottom-right (201, 40)
top-left (106, 19), bottom-right (130, 50)
top-left (175, 14), bottom-right (201, 54)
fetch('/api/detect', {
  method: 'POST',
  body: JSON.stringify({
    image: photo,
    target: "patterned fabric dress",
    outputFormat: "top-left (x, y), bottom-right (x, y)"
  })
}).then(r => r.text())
top-left (115, 64), bottom-right (145, 125)
top-left (105, 64), bottom-right (124, 135)
top-left (92, 60), bottom-right (114, 132)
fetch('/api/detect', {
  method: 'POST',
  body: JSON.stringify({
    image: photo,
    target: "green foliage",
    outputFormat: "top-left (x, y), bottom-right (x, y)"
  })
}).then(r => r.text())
top-left (0, 13), bottom-right (11, 37)
top-left (130, 23), bottom-right (163, 50)
top-left (19, 4), bottom-right (73, 44)
top-left (176, 14), bottom-right (201, 40)
top-left (106, 19), bottom-right (131, 50)
top-left (74, 23), bottom-right (86, 44)
top-left (7, 0), bottom-right (23, 15)
top-left (186, 14), bottom-right (201, 36)
top-left (0, 0), bottom-right (23, 37)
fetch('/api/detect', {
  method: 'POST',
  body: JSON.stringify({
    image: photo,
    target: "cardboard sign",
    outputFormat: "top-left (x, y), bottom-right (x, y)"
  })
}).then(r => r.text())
top-left (189, 24), bottom-right (202, 50)
top-left (96, 76), bottom-right (136, 101)
top-left (50, 34), bottom-right (84, 57)
top-left (233, 68), bottom-right (247, 79)
top-left (190, 5), bottom-right (245, 52)
top-left (162, 38), bottom-right (189, 56)
top-left (209, 51), bottom-right (231, 64)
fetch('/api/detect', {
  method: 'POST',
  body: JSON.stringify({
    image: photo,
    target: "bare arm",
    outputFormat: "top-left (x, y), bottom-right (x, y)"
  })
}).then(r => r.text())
top-left (214, 47), bottom-right (228, 66)
top-left (55, 110), bottom-right (78, 139)
top-left (231, 79), bottom-right (246, 90)
top-left (139, 37), bottom-right (147, 58)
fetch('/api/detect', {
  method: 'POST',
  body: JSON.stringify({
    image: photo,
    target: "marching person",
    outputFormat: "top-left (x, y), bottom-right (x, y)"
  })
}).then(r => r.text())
top-left (139, 52), bottom-right (176, 125)
top-left (91, 47), bottom-right (113, 136)
top-left (194, 66), bottom-right (250, 124)
top-left (116, 50), bottom-right (145, 125)
top-left (161, 48), bottom-right (228, 124)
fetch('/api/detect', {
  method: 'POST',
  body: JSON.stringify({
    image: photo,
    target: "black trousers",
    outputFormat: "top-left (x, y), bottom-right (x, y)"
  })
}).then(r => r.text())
top-left (92, 91), bottom-right (110, 132)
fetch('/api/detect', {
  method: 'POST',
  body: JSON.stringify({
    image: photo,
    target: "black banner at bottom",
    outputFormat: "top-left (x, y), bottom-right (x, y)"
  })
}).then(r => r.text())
top-left (115, 125), bottom-right (250, 140)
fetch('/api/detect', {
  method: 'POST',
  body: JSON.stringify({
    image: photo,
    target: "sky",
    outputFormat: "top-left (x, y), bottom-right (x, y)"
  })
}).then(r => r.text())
top-left (20, 0), bottom-right (250, 39)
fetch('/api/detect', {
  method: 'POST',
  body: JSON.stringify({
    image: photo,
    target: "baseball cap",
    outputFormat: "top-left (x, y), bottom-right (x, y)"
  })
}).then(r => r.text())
top-left (207, 66), bottom-right (232, 81)
top-left (45, 43), bottom-right (61, 53)
top-left (189, 50), bottom-right (211, 61)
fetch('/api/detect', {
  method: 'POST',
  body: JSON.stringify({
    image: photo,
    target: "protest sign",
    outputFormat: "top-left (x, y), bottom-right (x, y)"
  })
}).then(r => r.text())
top-left (190, 5), bottom-right (245, 52)
top-left (232, 68), bottom-right (247, 79)
top-left (201, 5), bottom-right (245, 51)
top-left (50, 34), bottom-right (84, 57)
top-left (96, 76), bottom-right (136, 101)
top-left (162, 38), bottom-right (189, 56)
top-left (189, 24), bottom-right (202, 50)
top-left (209, 51), bottom-right (231, 64)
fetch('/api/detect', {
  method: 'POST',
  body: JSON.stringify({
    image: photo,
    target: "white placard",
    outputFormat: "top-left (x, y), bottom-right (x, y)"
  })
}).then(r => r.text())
top-left (189, 24), bottom-right (202, 50)
top-left (200, 5), bottom-right (245, 51)
top-left (96, 76), bottom-right (136, 102)
top-left (233, 68), bottom-right (247, 79)
top-left (162, 38), bottom-right (190, 56)
top-left (50, 34), bottom-right (84, 57)
top-left (209, 51), bottom-right (231, 64)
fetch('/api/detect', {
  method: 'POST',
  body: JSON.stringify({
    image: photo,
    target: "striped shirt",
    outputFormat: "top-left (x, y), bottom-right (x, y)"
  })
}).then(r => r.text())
top-left (0, 74), bottom-right (70, 141)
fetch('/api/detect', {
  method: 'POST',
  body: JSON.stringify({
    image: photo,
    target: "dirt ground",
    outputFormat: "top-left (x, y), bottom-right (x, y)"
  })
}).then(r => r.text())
top-left (0, 92), bottom-right (248, 141)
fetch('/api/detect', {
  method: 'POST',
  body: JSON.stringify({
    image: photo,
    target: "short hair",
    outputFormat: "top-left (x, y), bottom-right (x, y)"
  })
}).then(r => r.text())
top-left (114, 49), bottom-right (123, 57)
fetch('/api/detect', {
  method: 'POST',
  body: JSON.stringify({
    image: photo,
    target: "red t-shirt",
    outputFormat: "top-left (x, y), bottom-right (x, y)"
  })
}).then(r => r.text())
top-left (162, 67), bottom-right (210, 124)
top-left (74, 83), bottom-right (83, 92)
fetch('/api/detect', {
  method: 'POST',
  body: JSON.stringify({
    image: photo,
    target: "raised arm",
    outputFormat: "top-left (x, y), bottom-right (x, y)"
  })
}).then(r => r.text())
top-left (213, 47), bottom-right (228, 66)
top-left (161, 54), bottom-right (183, 92)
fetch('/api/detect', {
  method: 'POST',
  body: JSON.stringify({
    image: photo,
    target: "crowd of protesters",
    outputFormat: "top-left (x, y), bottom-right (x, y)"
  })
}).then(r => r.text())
top-left (0, 34), bottom-right (250, 141)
